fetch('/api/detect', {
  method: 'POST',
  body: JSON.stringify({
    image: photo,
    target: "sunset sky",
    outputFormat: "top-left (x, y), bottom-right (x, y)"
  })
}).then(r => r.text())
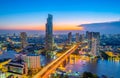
top-left (0, 0), bottom-right (120, 31)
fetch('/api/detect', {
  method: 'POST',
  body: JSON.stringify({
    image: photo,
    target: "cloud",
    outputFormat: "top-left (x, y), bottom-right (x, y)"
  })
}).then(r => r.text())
top-left (79, 21), bottom-right (120, 34)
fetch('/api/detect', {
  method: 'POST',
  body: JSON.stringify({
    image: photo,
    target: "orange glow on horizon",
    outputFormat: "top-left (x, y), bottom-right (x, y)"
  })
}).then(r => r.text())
top-left (53, 25), bottom-right (84, 31)
top-left (0, 25), bottom-right (84, 31)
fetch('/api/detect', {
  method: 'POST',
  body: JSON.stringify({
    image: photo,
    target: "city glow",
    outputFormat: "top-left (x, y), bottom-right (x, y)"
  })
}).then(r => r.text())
top-left (0, 25), bottom-right (84, 31)
top-left (0, 0), bottom-right (120, 78)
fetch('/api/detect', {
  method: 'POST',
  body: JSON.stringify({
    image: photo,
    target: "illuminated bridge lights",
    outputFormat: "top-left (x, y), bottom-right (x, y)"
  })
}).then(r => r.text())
top-left (33, 44), bottom-right (80, 78)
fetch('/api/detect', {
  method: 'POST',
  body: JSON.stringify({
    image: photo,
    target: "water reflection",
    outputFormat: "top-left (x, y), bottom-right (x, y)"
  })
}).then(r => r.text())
top-left (66, 58), bottom-right (120, 78)
top-left (0, 51), bottom-right (17, 59)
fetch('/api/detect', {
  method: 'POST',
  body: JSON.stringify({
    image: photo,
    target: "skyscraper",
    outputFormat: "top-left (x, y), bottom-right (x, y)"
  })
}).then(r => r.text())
top-left (68, 32), bottom-right (72, 44)
top-left (76, 33), bottom-right (79, 42)
top-left (45, 14), bottom-right (54, 50)
top-left (80, 34), bottom-right (84, 42)
top-left (20, 32), bottom-right (28, 48)
top-left (86, 31), bottom-right (100, 56)
top-left (91, 38), bottom-right (97, 56)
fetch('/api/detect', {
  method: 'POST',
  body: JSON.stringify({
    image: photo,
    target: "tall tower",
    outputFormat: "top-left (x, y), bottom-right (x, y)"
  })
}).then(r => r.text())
top-left (91, 38), bottom-right (97, 56)
top-left (76, 33), bottom-right (79, 43)
top-left (20, 32), bottom-right (27, 48)
top-left (45, 14), bottom-right (54, 51)
top-left (80, 34), bottom-right (84, 42)
top-left (68, 32), bottom-right (72, 44)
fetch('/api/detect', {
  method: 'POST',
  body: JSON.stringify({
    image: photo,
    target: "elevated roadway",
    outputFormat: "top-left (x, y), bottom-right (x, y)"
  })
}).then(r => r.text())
top-left (33, 44), bottom-right (79, 78)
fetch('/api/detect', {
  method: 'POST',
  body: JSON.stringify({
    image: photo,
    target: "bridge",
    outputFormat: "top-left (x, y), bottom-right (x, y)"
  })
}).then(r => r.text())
top-left (33, 44), bottom-right (79, 78)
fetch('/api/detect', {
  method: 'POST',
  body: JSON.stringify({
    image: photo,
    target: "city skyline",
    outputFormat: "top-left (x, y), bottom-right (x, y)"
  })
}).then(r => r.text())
top-left (1, 0), bottom-right (120, 78)
top-left (0, 0), bottom-right (120, 33)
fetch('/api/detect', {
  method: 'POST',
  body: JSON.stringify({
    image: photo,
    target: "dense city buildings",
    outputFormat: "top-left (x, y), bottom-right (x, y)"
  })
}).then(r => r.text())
top-left (86, 31), bottom-right (100, 56)
top-left (20, 32), bottom-right (28, 48)
top-left (0, 14), bottom-right (120, 78)
top-left (68, 32), bottom-right (72, 44)
top-left (45, 14), bottom-right (54, 51)
top-left (0, 0), bottom-right (120, 78)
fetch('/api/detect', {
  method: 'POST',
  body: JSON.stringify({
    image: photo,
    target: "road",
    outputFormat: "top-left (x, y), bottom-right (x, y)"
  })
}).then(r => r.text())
top-left (33, 44), bottom-right (79, 78)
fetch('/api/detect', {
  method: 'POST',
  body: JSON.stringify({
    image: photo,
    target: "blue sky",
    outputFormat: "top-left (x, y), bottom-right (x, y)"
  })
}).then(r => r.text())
top-left (0, 0), bottom-right (120, 31)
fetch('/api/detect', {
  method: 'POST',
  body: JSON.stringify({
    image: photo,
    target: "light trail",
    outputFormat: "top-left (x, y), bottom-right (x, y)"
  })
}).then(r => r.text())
top-left (33, 44), bottom-right (79, 78)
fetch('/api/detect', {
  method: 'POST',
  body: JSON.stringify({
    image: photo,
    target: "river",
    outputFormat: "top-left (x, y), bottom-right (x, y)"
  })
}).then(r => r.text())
top-left (66, 59), bottom-right (120, 78)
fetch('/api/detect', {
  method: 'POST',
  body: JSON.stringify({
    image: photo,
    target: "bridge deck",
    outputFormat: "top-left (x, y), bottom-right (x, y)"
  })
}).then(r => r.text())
top-left (33, 44), bottom-right (79, 78)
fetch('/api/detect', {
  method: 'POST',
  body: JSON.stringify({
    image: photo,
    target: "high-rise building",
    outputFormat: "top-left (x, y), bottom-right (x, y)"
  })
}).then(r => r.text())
top-left (20, 32), bottom-right (27, 48)
top-left (68, 32), bottom-right (72, 44)
top-left (80, 34), bottom-right (84, 42)
top-left (91, 38), bottom-right (97, 56)
top-left (24, 54), bottom-right (40, 69)
top-left (86, 31), bottom-right (100, 56)
top-left (45, 14), bottom-right (54, 51)
top-left (76, 33), bottom-right (79, 42)
top-left (15, 53), bottom-right (41, 69)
